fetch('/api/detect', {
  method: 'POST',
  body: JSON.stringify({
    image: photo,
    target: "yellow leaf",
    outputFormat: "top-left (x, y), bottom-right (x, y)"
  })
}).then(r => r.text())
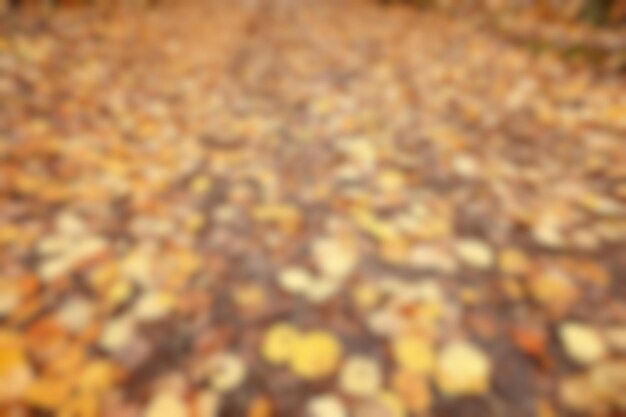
top-left (392, 334), bottom-right (435, 374)
top-left (306, 394), bottom-right (347, 417)
top-left (120, 250), bottom-right (154, 286)
top-left (56, 298), bottom-right (94, 333)
top-left (290, 331), bottom-right (342, 380)
top-left (98, 317), bottom-right (135, 353)
top-left (145, 393), bottom-right (188, 417)
top-left (106, 281), bottom-right (134, 309)
top-left (409, 245), bottom-right (457, 273)
top-left (436, 342), bottom-right (491, 397)
top-left (455, 239), bottom-right (494, 270)
top-left (262, 323), bottom-right (301, 366)
top-left (312, 237), bottom-right (358, 279)
top-left (340, 140), bottom-right (377, 168)
top-left (353, 209), bottom-right (399, 242)
top-left (339, 355), bottom-right (382, 397)
top-left (377, 169), bottom-right (406, 192)
top-left (528, 272), bottom-right (579, 315)
top-left (559, 323), bottom-right (606, 366)
top-left (208, 352), bottom-right (247, 392)
top-left (134, 292), bottom-right (175, 321)
top-left (278, 268), bottom-right (314, 294)
top-left (452, 155), bottom-right (479, 179)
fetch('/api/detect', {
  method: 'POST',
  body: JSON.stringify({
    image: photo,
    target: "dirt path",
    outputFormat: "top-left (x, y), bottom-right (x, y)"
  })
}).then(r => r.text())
top-left (1, 2), bottom-right (625, 417)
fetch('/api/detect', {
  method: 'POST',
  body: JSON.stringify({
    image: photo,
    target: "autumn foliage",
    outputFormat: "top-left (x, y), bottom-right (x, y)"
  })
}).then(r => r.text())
top-left (1, 0), bottom-right (625, 417)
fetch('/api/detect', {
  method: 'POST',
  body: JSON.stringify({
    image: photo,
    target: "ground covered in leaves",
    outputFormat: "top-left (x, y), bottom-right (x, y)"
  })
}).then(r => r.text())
top-left (1, 1), bottom-right (626, 417)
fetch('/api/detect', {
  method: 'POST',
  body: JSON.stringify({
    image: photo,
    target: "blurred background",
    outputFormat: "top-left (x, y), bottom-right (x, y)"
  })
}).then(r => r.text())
top-left (1, 1), bottom-right (625, 417)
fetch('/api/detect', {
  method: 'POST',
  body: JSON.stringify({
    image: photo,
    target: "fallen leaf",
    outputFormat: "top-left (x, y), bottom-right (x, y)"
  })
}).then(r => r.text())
top-left (559, 323), bottom-right (606, 366)
top-left (452, 155), bottom-right (479, 178)
top-left (392, 334), bottom-right (435, 374)
top-left (367, 310), bottom-right (405, 338)
top-left (262, 323), bottom-right (300, 366)
top-left (455, 239), bottom-right (494, 269)
top-left (306, 394), bottom-right (347, 417)
top-left (510, 324), bottom-right (550, 367)
top-left (352, 209), bottom-right (401, 242)
top-left (533, 222), bottom-right (565, 249)
top-left (208, 352), bottom-right (247, 392)
top-left (99, 317), bottom-right (135, 353)
top-left (56, 297), bottom-right (94, 333)
top-left (312, 236), bottom-right (358, 279)
top-left (391, 370), bottom-right (431, 412)
top-left (290, 330), bottom-right (342, 380)
top-left (528, 271), bottom-right (579, 316)
top-left (339, 355), bottom-right (382, 397)
top-left (278, 268), bottom-right (313, 294)
top-left (409, 245), bottom-right (458, 273)
top-left (145, 393), bottom-right (188, 417)
top-left (377, 169), bottom-right (406, 192)
top-left (435, 341), bottom-right (491, 397)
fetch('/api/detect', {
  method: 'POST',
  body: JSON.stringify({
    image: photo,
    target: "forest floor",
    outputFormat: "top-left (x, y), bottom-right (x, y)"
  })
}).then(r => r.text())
top-left (1, 1), bottom-right (626, 417)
